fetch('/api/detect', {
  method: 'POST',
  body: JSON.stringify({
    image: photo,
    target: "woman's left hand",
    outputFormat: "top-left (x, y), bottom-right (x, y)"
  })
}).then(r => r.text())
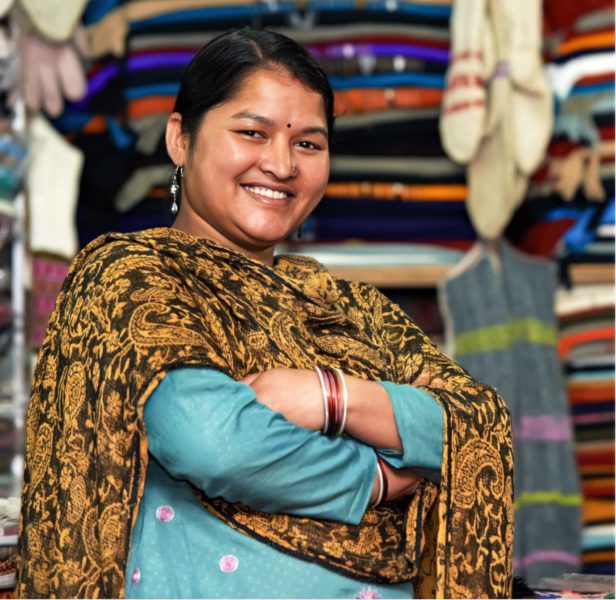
top-left (241, 368), bottom-right (324, 431)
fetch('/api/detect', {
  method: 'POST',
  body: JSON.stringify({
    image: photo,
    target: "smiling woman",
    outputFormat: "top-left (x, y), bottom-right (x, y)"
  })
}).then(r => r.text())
top-left (17, 29), bottom-right (513, 600)
top-left (167, 67), bottom-right (330, 260)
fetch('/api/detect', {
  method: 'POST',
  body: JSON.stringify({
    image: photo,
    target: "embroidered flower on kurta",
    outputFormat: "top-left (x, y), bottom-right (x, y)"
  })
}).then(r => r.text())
top-left (155, 505), bottom-right (175, 522)
top-left (131, 568), bottom-right (141, 585)
top-left (219, 555), bottom-right (239, 573)
top-left (354, 586), bottom-right (382, 599)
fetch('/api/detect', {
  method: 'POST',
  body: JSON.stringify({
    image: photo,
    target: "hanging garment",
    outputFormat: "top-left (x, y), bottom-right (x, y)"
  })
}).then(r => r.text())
top-left (440, 241), bottom-right (582, 585)
top-left (26, 116), bottom-right (82, 260)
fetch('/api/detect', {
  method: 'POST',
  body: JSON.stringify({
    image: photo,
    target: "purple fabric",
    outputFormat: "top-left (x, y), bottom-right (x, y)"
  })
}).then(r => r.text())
top-left (128, 52), bottom-right (194, 70)
top-left (83, 52), bottom-right (194, 103)
top-left (307, 42), bottom-right (449, 63)
top-left (514, 551), bottom-right (580, 569)
top-left (518, 415), bottom-right (572, 441)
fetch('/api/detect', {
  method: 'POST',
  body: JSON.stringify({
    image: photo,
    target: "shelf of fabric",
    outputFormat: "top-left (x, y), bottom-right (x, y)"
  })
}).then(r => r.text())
top-left (277, 242), bottom-right (462, 287)
top-left (569, 263), bottom-right (614, 285)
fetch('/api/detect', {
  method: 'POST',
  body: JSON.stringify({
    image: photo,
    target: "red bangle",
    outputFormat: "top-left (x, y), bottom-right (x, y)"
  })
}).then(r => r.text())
top-left (323, 369), bottom-right (339, 435)
top-left (376, 455), bottom-right (389, 503)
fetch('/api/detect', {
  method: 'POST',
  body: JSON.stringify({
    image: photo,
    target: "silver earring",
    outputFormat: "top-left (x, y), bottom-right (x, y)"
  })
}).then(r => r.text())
top-left (170, 165), bottom-right (183, 214)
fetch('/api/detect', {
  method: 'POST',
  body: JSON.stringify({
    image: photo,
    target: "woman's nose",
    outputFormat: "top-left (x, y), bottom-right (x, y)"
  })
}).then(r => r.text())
top-left (259, 140), bottom-right (295, 179)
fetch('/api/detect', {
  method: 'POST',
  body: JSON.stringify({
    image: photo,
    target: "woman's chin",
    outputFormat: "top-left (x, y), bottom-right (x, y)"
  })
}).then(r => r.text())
top-left (242, 226), bottom-right (295, 247)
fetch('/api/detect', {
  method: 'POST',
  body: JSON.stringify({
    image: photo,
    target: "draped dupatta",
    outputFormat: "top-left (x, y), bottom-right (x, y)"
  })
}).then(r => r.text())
top-left (17, 227), bottom-right (513, 598)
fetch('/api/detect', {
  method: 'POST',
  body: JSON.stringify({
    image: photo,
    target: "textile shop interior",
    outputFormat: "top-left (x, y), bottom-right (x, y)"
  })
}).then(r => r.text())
top-left (0, 0), bottom-right (614, 597)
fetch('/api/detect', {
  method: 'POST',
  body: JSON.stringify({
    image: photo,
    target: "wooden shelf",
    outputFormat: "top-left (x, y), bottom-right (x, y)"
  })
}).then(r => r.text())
top-left (326, 263), bottom-right (614, 288)
top-left (325, 264), bottom-right (452, 287)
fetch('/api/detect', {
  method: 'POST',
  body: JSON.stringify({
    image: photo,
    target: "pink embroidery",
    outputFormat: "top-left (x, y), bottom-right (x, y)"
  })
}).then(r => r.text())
top-left (219, 554), bottom-right (239, 573)
top-left (355, 587), bottom-right (382, 599)
top-left (131, 568), bottom-right (141, 585)
top-left (155, 505), bottom-right (175, 522)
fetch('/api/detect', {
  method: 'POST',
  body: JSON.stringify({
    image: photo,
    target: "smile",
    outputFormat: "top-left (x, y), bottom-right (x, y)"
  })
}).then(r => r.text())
top-left (242, 185), bottom-right (290, 200)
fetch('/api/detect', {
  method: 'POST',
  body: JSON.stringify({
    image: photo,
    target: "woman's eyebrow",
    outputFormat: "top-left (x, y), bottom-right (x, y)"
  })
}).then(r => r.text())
top-left (231, 111), bottom-right (274, 125)
top-left (231, 111), bottom-right (327, 138)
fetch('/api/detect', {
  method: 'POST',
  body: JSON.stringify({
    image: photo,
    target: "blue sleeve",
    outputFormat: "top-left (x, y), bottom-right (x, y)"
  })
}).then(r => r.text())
top-left (376, 382), bottom-right (444, 483)
top-left (144, 367), bottom-right (376, 525)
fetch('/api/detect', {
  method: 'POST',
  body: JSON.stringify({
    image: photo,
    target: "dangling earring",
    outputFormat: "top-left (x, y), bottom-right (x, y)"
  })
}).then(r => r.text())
top-left (170, 165), bottom-right (183, 214)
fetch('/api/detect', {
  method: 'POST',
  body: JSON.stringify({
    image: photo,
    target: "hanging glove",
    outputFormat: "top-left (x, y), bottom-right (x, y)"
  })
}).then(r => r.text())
top-left (17, 0), bottom-right (88, 43)
top-left (9, 20), bottom-right (88, 117)
top-left (503, 0), bottom-right (553, 175)
top-left (439, 0), bottom-right (491, 164)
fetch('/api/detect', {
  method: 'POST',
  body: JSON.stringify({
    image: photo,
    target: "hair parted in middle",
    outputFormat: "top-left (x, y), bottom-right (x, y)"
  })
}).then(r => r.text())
top-left (173, 28), bottom-right (336, 151)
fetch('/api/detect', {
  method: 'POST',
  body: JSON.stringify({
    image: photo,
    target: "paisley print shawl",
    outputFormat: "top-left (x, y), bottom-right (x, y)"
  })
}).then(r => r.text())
top-left (16, 227), bottom-right (513, 598)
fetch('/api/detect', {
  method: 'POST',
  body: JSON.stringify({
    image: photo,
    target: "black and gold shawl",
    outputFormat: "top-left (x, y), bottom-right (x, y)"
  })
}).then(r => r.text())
top-left (16, 227), bottom-right (513, 598)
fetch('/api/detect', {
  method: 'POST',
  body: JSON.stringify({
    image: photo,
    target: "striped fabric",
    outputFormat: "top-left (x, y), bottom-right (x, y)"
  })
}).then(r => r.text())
top-left (558, 299), bottom-right (615, 576)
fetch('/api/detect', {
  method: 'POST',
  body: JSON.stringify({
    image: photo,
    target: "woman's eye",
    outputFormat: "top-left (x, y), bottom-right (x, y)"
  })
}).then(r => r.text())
top-left (239, 130), bottom-right (263, 138)
top-left (296, 140), bottom-right (321, 150)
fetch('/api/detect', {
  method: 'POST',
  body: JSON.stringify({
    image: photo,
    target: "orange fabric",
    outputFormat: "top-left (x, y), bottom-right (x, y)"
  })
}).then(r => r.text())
top-left (82, 115), bottom-right (108, 135)
top-left (569, 386), bottom-right (614, 403)
top-left (325, 182), bottom-right (467, 201)
top-left (582, 550), bottom-right (615, 563)
top-left (128, 95), bottom-right (176, 120)
top-left (558, 327), bottom-right (615, 357)
top-left (557, 30), bottom-right (615, 56)
top-left (334, 87), bottom-right (442, 116)
top-left (568, 379), bottom-right (614, 392)
top-left (582, 498), bottom-right (615, 523)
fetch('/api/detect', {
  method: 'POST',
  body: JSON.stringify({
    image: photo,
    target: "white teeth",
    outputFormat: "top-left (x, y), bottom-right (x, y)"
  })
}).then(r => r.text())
top-left (244, 185), bottom-right (289, 200)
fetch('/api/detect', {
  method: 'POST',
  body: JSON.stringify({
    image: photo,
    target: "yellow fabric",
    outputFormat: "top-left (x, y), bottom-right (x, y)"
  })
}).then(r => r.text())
top-left (17, 227), bottom-right (513, 598)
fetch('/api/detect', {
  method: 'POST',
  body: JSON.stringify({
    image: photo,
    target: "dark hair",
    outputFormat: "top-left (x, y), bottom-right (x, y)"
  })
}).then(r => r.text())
top-left (173, 29), bottom-right (335, 148)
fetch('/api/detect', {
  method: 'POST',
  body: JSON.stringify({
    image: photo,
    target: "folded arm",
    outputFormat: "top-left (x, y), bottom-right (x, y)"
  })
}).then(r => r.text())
top-left (145, 367), bottom-right (378, 525)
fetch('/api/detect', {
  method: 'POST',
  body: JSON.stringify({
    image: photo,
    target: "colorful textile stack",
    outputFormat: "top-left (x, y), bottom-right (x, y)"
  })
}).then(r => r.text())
top-left (30, 256), bottom-right (71, 348)
top-left (507, 0), bottom-right (614, 278)
top-left (557, 285), bottom-right (615, 577)
top-left (0, 497), bottom-right (18, 592)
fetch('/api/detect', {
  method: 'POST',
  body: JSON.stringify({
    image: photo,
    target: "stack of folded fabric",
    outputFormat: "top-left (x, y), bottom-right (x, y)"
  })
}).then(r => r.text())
top-left (301, 2), bottom-right (476, 249)
top-left (0, 497), bottom-right (18, 592)
top-left (506, 0), bottom-right (614, 280)
top-left (557, 285), bottom-right (615, 576)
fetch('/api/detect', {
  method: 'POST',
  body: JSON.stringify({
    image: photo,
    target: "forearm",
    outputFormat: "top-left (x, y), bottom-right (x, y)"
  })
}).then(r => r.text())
top-left (146, 368), bottom-right (378, 524)
top-left (344, 377), bottom-right (403, 452)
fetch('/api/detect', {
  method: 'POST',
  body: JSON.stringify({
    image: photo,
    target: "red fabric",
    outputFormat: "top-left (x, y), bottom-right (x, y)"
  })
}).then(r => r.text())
top-left (559, 327), bottom-right (616, 358)
top-left (599, 125), bottom-right (615, 141)
top-left (518, 219), bottom-right (576, 257)
top-left (544, 0), bottom-right (614, 35)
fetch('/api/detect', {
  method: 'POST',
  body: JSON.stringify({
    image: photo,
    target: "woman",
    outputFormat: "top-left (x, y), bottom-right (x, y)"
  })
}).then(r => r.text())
top-left (16, 29), bottom-right (513, 599)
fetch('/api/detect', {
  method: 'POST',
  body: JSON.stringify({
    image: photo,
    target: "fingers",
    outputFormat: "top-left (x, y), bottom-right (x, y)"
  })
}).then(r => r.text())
top-left (240, 372), bottom-right (259, 385)
top-left (412, 370), bottom-right (446, 389)
top-left (412, 371), bottom-right (432, 387)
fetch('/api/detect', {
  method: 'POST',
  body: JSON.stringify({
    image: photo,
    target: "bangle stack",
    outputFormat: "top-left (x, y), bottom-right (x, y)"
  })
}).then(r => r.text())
top-left (375, 455), bottom-right (389, 505)
top-left (315, 367), bottom-right (348, 436)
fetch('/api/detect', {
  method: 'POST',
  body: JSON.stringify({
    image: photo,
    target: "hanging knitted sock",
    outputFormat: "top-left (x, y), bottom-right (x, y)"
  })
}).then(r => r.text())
top-left (502, 0), bottom-right (553, 175)
top-left (439, 0), bottom-right (490, 164)
top-left (466, 0), bottom-right (518, 240)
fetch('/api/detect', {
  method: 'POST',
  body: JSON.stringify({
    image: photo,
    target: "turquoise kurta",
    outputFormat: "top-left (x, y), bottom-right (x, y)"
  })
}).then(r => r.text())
top-left (125, 368), bottom-right (443, 599)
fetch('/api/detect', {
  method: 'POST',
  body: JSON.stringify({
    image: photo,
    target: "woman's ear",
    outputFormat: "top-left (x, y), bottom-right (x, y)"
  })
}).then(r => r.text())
top-left (166, 112), bottom-right (188, 166)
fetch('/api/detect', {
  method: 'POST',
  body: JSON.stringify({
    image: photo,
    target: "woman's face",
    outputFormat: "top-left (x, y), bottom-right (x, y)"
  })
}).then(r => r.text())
top-left (168, 67), bottom-right (330, 262)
